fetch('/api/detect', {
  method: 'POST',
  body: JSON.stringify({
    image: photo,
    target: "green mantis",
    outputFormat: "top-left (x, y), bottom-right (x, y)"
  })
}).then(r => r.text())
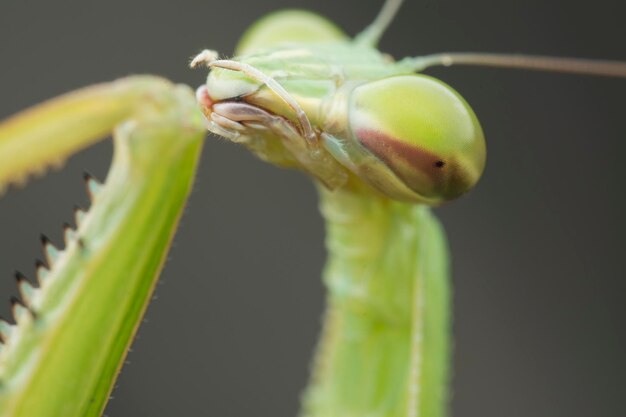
top-left (0, 0), bottom-right (620, 414)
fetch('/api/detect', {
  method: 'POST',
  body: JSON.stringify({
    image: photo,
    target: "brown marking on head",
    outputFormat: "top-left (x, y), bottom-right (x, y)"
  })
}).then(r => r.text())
top-left (356, 129), bottom-right (472, 200)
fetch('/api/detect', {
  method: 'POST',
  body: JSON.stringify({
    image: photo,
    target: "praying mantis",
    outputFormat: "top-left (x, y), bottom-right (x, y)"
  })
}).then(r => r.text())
top-left (0, 0), bottom-right (620, 414)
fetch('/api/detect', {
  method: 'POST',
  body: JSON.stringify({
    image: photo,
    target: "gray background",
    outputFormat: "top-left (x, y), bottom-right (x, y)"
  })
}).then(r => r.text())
top-left (0, 0), bottom-right (625, 416)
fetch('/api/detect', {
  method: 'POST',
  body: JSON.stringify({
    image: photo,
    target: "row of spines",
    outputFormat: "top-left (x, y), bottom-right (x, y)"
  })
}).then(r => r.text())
top-left (0, 174), bottom-right (102, 351)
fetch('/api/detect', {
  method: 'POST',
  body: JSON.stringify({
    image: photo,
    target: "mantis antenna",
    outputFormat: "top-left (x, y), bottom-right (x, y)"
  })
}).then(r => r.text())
top-left (354, 0), bottom-right (404, 46)
top-left (353, 0), bottom-right (626, 78)
top-left (401, 53), bottom-right (626, 78)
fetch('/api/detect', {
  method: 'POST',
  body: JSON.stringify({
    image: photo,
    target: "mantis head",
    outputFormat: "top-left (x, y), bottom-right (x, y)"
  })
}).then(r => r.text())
top-left (196, 67), bottom-right (486, 205)
top-left (193, 8), bottom-right (486, 205)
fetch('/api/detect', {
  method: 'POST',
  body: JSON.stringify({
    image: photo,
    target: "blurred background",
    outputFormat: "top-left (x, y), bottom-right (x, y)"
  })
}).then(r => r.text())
top-left (0, 0), bottom-right (625, 416)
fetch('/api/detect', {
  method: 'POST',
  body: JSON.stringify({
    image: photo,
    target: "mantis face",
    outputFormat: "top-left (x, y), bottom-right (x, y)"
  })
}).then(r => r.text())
top-left (197, 66), bottom-right (485, 205)
top-left (189, 9), bottom-right (489, 205)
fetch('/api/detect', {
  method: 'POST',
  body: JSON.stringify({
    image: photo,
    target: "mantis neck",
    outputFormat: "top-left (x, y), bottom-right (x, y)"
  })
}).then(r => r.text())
top-left (303, 185), bottom-right (451, 417)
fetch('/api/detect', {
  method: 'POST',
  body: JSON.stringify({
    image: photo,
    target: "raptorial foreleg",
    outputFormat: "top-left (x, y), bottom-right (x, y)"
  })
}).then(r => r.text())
top-left (0, 76), bottom-right (206, 417)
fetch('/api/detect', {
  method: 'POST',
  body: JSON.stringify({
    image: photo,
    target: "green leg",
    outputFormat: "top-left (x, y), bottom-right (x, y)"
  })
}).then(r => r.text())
top-left (303, 185), bottom-right (451, 417)
top-left (0, 76), bottom-right (205, 417)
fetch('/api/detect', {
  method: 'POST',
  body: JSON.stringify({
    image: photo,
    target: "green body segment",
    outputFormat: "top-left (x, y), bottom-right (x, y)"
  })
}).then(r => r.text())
top-left (303, 187), bottom-right (450, 417)
top-left (0, 77), bottom-right (205, 417)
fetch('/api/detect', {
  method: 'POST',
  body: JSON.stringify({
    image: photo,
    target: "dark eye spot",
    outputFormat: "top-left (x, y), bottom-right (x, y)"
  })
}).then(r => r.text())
top-left (434, 160), bottom-right (445, 168)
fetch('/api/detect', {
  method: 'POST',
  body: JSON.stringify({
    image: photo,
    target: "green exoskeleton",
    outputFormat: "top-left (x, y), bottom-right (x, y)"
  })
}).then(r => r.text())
top-left (0, 0), bottom-right (624, 416)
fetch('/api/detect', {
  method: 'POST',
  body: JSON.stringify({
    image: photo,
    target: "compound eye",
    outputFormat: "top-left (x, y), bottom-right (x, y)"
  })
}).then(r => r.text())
top-left (349, 75), bottom-right (486, 203)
